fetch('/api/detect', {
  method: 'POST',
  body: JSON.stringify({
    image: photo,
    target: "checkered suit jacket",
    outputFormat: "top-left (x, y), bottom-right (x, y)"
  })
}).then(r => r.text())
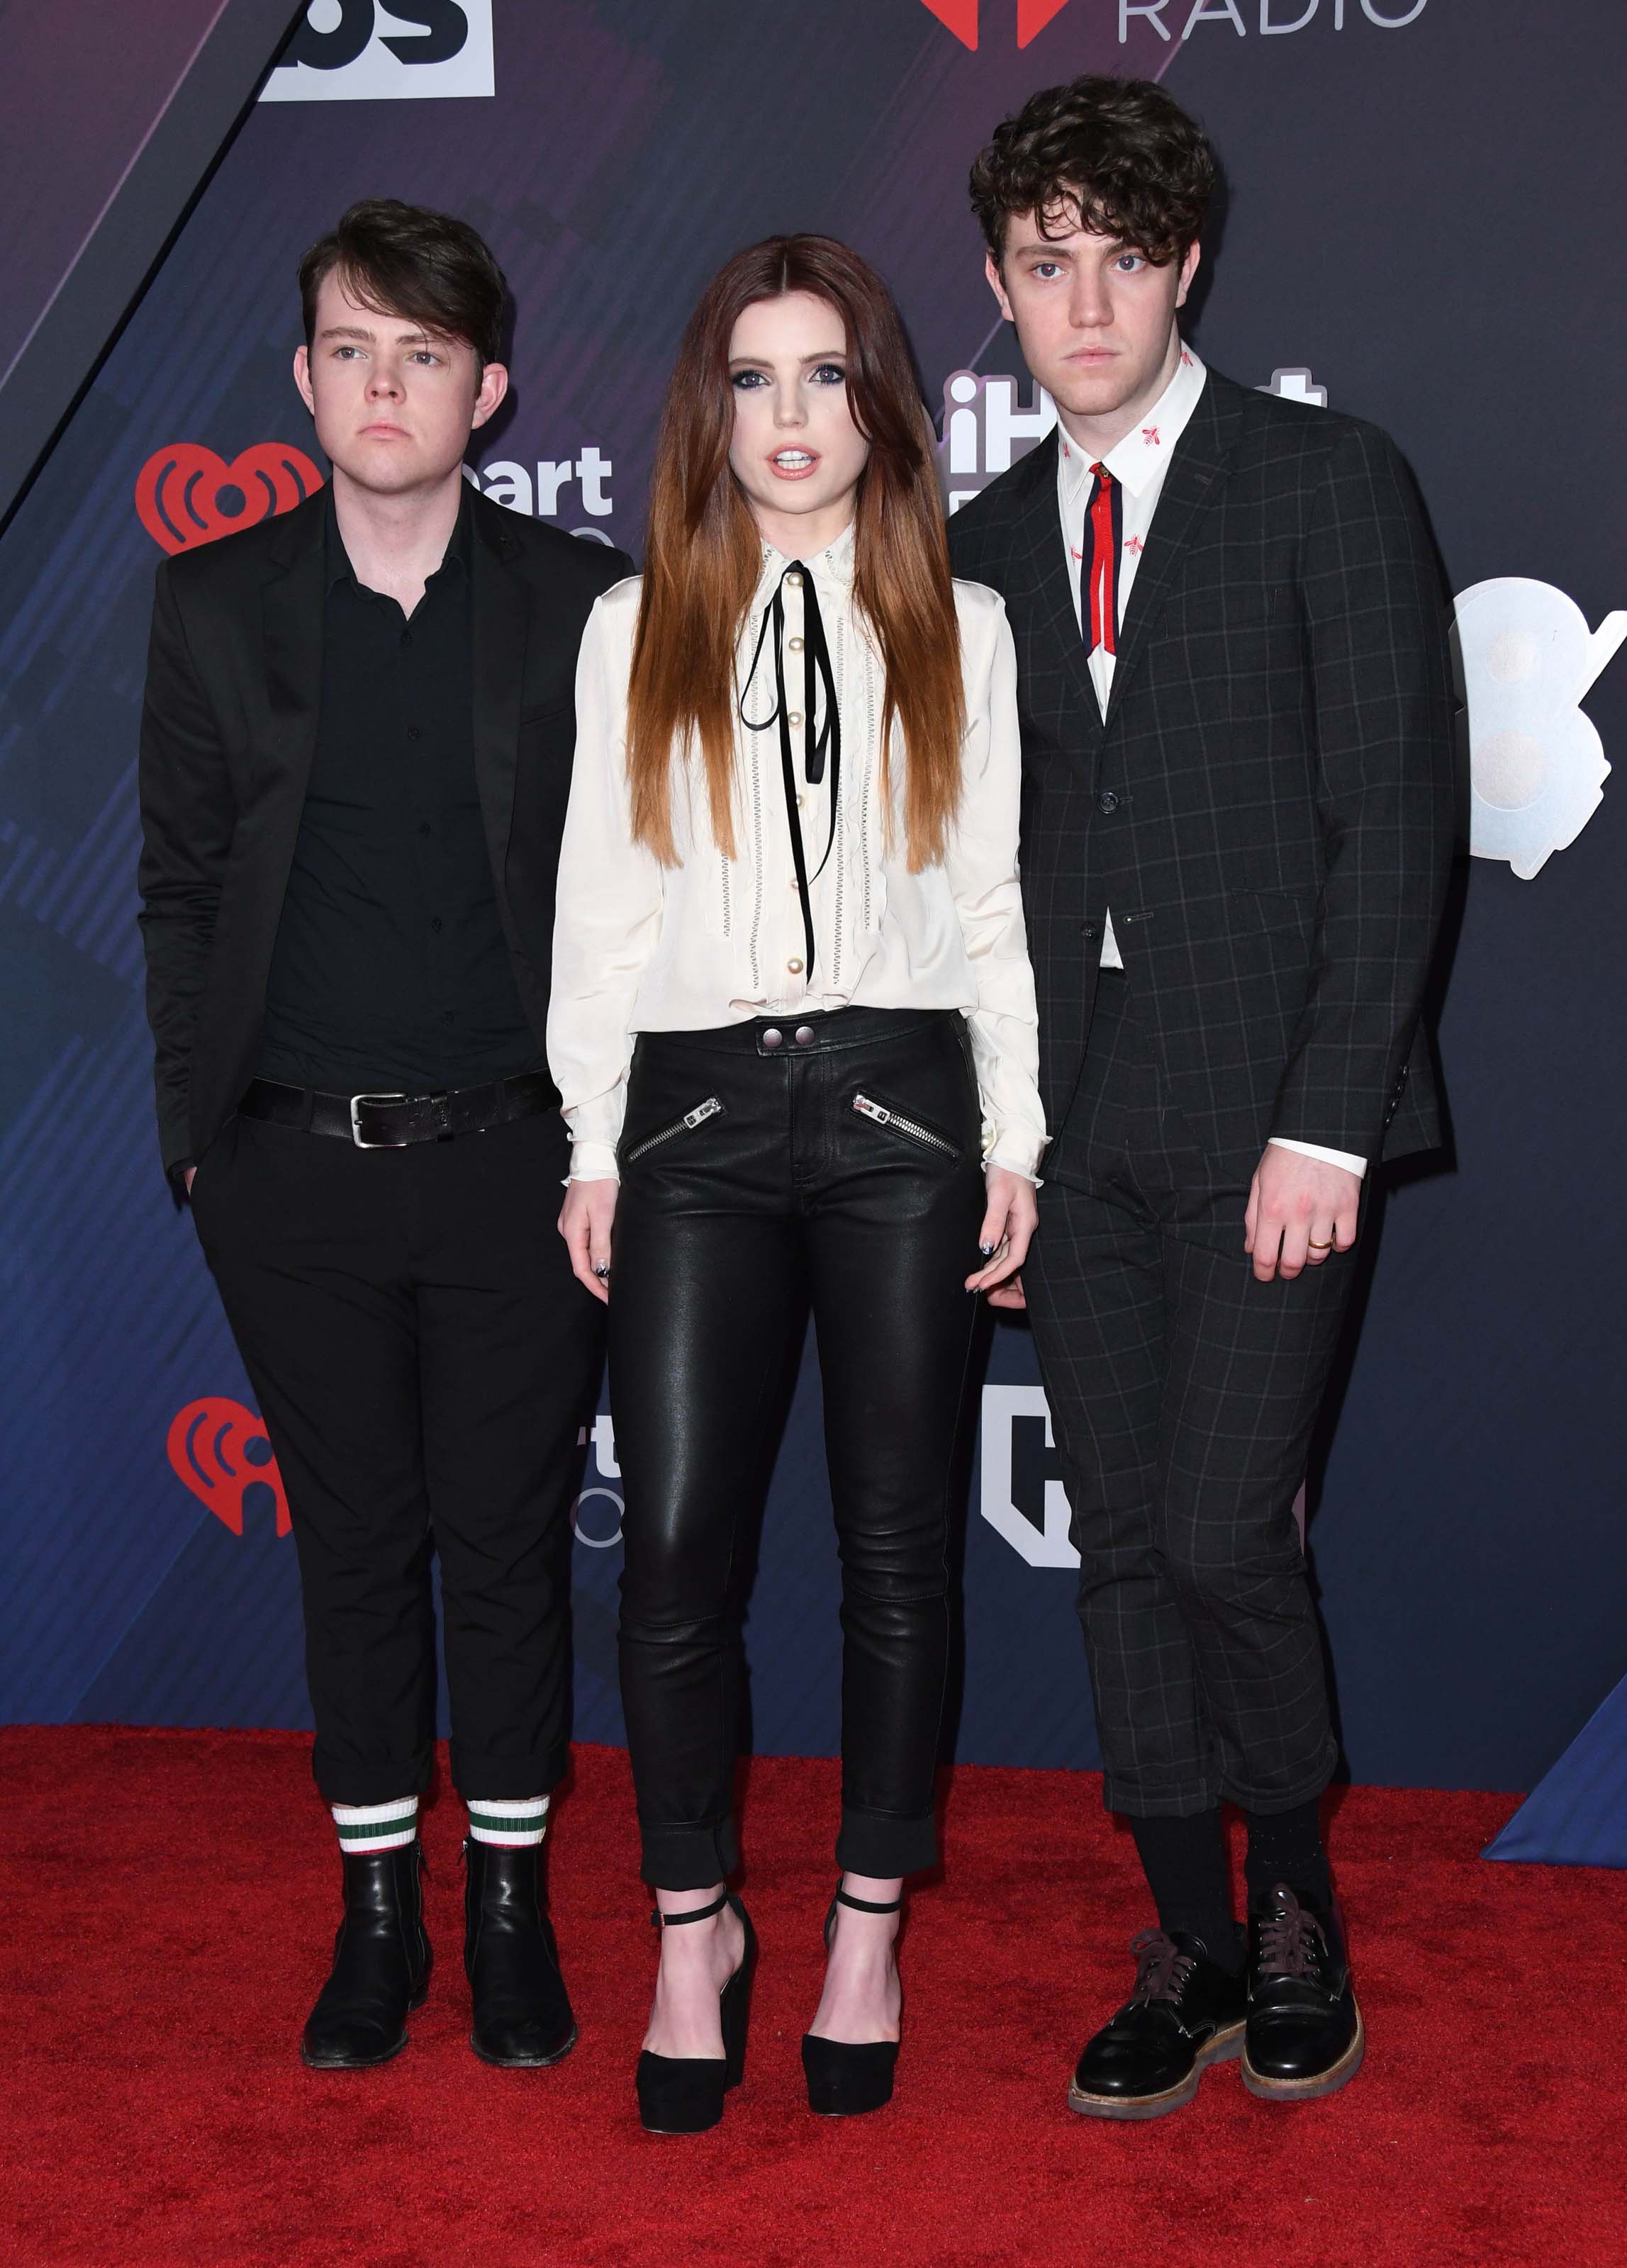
top-left (949, 369), bottom-right (1455, 1181)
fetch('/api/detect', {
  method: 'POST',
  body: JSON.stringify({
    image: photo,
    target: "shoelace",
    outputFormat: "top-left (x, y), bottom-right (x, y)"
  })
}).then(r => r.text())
top-left (1127, 1928), bottom-right (1196, 2006)
top-left (1256, 1893), bottom-right (1328, 1981)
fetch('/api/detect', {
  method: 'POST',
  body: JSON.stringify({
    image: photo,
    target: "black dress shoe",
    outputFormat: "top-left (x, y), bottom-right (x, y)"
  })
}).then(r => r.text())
top-left (464, 1839), bottom-right (577, 2067)
top-left (635, 1892), bottom-right (757, 2136)
top-left (1242, 1882), bottom-right (1364, 2101)
top-left (301, 1843), bottom-right (431, 2070)
top-left (1068, 1929), bottom-right (1246, 2121)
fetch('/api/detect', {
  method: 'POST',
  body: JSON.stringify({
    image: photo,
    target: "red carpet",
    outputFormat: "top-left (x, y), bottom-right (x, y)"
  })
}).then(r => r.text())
top-left (2, 1729), bottom-right (1622, 2268)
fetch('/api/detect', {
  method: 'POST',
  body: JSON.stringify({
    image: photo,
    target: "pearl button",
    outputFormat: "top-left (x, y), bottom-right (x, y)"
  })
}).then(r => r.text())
top-left (785, 571), bottom-right (804, 588)
top-left (796, 794), bottom-right (805, 809)
top-left (787, 958), bottom-right (804, 975)
top-left (788, 636), bottom-right (805, 652)
top-left (788, 711), bottom-right (803, 727)
top-left (761, 1026), bottom-right (783, 1048)
top-left (794, 1025), bottom-right (816, 1045)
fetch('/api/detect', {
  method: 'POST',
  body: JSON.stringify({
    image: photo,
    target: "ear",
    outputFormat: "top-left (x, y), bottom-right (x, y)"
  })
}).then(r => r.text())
top-left (1174, 240), bottom-right (1202, 313)
top-left (293, 343), bottom-right (315, 416)
top-left (471, 359), bottom-right (509, 431)
top-left (984, 251), bottom-right (1016, 325)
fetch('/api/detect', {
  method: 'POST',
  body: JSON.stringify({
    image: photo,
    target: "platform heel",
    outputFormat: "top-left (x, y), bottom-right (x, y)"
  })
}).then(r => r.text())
top-left (801, 1887), bottom-right (903, 2117)
top-left (634, 1892), bottom-right (756, 2135)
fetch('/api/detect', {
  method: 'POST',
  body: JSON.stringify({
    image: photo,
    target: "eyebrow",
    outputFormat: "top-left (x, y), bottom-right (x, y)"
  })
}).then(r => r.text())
top-left (727, 349), bottom-right (848, 367)
top-left (318, 325), bottom-right (444, 346)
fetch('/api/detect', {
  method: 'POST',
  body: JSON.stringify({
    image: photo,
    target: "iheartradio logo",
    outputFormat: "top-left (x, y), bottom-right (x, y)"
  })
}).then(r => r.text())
top-left (135, 442), bottom-right (324, 555)
top-left (167, 1398), bottom-right (291, 1538)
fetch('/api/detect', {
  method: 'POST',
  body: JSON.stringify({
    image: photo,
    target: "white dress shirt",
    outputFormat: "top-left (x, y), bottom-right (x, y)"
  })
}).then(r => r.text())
top-left (1057, 343), bottom-right (1365, 1181)
top-left (549, 523), bottom-right (1047, 1184)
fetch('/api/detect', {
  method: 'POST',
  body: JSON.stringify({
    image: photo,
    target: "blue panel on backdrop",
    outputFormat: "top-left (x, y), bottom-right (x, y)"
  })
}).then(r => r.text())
top-left (3, 0), bottom-right (1626, 1797)
top-left (1484, 1673), bottom-right (1627, 1869)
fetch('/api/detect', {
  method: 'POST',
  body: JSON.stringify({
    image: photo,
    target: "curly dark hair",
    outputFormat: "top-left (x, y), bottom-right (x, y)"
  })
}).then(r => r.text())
top-left (969, 76), bottom-right (1216, 266)
top-left (298, 198), bottom-right (509, 369)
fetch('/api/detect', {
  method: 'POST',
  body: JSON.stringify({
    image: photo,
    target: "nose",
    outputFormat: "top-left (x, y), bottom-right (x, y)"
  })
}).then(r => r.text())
top-left (367, 361), bottom-right (403, 398)
top-left (1070, 271), bottom-right (1114, 333)
top-left (774, 381), bottom-right (807, 428)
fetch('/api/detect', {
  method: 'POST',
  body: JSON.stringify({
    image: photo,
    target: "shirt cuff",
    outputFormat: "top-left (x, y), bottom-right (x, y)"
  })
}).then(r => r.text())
top-left (985, 1138), bottom-right (1044, 1185)
top-left (1268, 1136), bottom-right (1367, 1180)
top-left (568, 1140), bottom-right (621, 1183)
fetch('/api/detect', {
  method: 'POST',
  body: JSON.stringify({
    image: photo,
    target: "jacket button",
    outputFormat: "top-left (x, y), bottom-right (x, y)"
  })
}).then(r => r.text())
top-left (1097, 790), bottom-right (1120, 815)
top-left (761, 1027), bottom-right (783, 1048)
top-left (794, 1025), bottom-right (816, 1045)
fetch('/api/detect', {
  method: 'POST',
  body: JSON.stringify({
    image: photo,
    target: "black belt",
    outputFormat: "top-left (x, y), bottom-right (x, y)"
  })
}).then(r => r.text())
top-left (238, 1070), bottom-right (555, 1150)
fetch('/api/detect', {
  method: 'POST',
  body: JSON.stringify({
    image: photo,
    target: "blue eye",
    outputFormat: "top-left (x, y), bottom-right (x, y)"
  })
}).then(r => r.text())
top-left (810, 364), bottom-right (846, 386)
top-left (1115, 254), bottom-right (1146, 273)
top-left (1032, 263), bottom-right (1062, 280)
top-left (730, 369), bottom-right (768, 389)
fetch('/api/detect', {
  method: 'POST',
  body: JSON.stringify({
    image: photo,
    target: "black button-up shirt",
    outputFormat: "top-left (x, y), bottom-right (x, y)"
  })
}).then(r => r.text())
top-left (257, 495), bottom-right (539, 1094)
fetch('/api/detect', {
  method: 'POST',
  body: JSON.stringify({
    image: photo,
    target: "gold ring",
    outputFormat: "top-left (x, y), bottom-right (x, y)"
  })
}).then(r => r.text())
top-left (1308, 1238), bottom-right (1335, 1252)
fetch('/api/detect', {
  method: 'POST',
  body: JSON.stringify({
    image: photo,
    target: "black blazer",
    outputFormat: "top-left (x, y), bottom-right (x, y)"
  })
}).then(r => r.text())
top-left (949, 369), bottom-right (1455, 1182)
top-left (137, 486), bottom-right (632, 1179)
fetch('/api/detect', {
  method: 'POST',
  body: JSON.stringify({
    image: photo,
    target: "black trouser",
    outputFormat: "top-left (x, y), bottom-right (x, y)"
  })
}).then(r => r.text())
top-left (610, 1008), bottom-right (986, 1888)
top-left (1024, 972), bottom-right (1351, 1819)
top-left (190, 1106), bottom-right (605, 1806)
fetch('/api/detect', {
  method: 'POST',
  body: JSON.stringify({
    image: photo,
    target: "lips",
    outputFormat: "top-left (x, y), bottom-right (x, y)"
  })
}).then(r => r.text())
top-left (769, 448), bottom-right (819, 479)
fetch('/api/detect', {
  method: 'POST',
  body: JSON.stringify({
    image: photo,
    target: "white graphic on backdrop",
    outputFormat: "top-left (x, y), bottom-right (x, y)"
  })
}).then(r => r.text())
top-left (1456, 581), bottom-right (1625, 879)
top-left (980, 1386), bottom-right (1080, 1569)
top-left (262, 1), bottom-right (494, 103)
top-left (936, 364), bottom-right (1329, 513)
top-left (463, 449), bottom-right (616, 544)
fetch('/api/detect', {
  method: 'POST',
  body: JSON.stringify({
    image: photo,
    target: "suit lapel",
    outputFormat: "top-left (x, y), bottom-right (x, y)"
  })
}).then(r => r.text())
top-left (260, 492), bottom-right (328, 816)
top-left (469, 495), bottom-right (530, 889)
top-left (1005, 432), bottom-right (1104, 745)
top-left (1104, 374), bottom-right (1243, 728)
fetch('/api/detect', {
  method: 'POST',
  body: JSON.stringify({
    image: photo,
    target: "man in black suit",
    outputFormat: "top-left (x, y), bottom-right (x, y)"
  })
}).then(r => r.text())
top-left (138, 201), bottom-right (631, 2071)
top-left (950, 81), bottom-right (1453, 2117)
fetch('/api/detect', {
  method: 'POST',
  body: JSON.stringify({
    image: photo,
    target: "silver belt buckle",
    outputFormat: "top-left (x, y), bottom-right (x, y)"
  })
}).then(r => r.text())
top-left (350, 1091), bottom-right (410, 1149)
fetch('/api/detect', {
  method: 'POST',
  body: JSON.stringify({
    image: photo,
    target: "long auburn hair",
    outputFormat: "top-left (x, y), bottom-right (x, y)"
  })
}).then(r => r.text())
top-left (627, 235), bottom-right (964, 872)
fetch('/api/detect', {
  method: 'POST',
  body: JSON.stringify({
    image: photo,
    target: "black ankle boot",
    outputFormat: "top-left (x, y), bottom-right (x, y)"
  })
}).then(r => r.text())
top-left (1242, 1882), bottom-right (1364, 2101)
top-left (301, 1842), bottom-right (432, 2070)
top-left (464, 1838), bottom-right (576, 2067)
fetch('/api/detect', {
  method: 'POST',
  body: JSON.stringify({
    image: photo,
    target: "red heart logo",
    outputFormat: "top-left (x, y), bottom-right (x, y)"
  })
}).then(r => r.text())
top-left (166, 1397), bottom-right (291, 1537)
top-left (135, 442), bottom-right (325, 556)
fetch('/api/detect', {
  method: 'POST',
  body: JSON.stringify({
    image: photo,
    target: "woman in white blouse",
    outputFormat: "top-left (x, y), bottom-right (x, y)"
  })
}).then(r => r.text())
top-left (549, 236), bottom-right (1045, 2135)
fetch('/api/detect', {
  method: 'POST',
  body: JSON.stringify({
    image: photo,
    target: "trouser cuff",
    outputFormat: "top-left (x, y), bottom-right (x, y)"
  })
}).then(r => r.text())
top-left (449, 1738), bottom-right (568, 1803)
top-left (836, 1804), bottom-right (938, 1879)
top-left (639, 1815), bottom-right (741, 1890)
top-left (312, 1743), bottom-right (434, 1809)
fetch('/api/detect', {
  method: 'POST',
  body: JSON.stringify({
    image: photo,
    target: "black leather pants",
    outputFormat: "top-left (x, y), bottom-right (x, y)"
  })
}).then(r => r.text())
top-left (609, 1007), bottom-right (987, 1888)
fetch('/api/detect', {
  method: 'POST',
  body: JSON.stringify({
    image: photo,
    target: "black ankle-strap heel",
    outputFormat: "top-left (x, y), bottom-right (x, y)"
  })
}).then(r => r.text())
top-left (634, 1891), bottom-right (757, 2136)
top-left (800, 1887), bottom-right (904, 2118)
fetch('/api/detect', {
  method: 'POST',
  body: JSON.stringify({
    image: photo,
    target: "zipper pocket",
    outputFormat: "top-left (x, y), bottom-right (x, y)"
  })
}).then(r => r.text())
top-left (852, 1093), bottom-right (961, 1160)
top-left (623, 1095), bottom-right (725, 1164)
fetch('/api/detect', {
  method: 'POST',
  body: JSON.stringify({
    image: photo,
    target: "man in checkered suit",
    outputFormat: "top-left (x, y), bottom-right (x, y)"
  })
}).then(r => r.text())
top-left (949, 77), bottom-right (1455, 2118)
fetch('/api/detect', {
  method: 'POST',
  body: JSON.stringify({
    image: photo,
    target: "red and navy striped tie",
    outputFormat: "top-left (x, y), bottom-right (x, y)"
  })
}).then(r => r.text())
top-left (1085, 461), bottom-right (1119, 658)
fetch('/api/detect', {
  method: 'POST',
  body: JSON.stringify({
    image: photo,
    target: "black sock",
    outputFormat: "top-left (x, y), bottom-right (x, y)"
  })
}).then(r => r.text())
top-left (1243, 1797), bottom-right (1331, 1913)
top-left (1127, 1810), bottom-right (1242, 1973)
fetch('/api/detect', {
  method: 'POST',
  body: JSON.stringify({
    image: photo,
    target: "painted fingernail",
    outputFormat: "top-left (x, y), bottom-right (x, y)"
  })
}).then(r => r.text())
top-left (978, 1242), bottom-right (997, 1257)
top-left (592, 1264), bottom-right (610, 1279)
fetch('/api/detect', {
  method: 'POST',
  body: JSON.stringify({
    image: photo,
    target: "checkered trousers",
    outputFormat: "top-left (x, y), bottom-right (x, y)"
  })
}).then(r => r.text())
top-left (1024, 974), bottom-right (1348, 1818)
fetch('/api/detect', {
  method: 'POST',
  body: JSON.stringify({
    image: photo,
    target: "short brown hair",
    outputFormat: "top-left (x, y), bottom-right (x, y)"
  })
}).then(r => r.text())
top-left (969, 76), bottom-right (1216, 266)
top-left (298, 198), bottom-right (508, 368)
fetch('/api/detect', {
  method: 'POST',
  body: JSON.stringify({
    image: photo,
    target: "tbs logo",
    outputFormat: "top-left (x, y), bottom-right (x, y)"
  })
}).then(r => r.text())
top-left (135, 442), bottom-right (324, 555)
top-left (262, 1), bottom-right (494, 103)
top-left (167, 1399), bottom-right (291, 1538)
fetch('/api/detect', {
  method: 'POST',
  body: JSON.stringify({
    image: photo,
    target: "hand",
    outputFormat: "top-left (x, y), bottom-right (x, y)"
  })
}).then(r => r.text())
top-left (1244, 1147), bottom-right (1360, 1284)
top-left (559, 1177), bottom-right (618, 1303)
top-left (965, 1166), bottom-right (1039, 1299)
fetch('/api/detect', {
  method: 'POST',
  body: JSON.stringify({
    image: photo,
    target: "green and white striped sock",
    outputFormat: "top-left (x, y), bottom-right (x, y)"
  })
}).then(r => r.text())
top-left (466, 1795), bottom-right (549, 1848)
top-left (331, 1796), bottom-right (418, 1854)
